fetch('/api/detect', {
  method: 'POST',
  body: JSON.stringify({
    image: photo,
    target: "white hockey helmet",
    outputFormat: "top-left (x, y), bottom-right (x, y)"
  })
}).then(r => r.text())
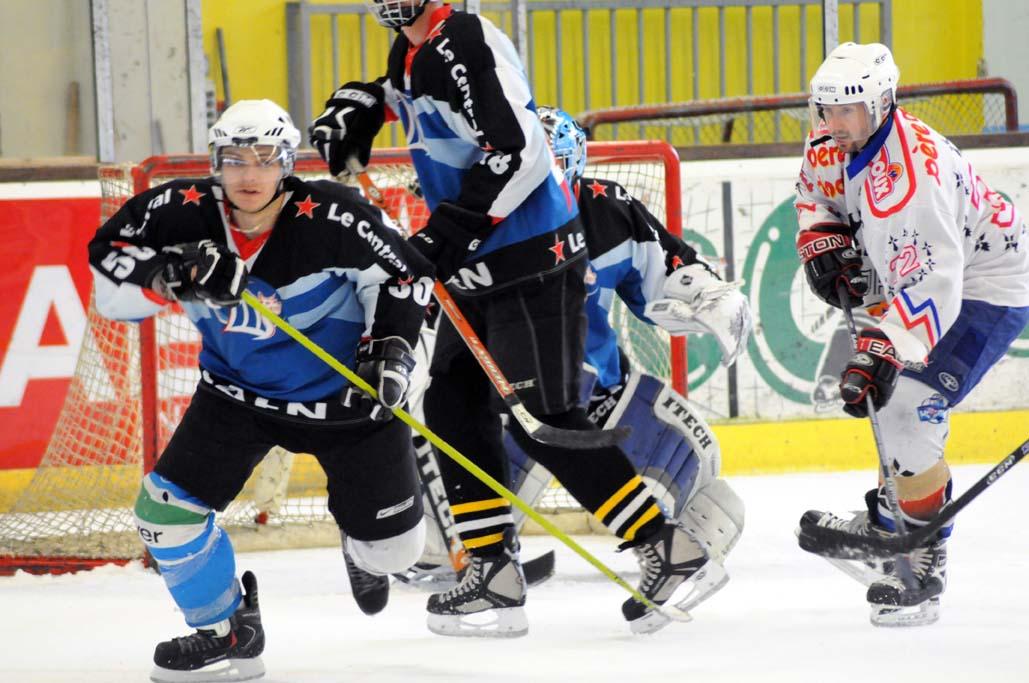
top-left (208, 99), bottom-right (301, 177)
top-left (809, 42), bottom-right (899, 140)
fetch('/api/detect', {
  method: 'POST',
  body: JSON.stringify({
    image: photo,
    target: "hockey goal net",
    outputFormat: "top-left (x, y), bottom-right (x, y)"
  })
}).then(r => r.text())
top-left (0, 142), bottom-right (684, 573)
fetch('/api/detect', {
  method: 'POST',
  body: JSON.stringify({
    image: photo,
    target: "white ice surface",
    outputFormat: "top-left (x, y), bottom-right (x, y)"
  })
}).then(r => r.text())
top-left (3, 462), bottom-right (1029, 683)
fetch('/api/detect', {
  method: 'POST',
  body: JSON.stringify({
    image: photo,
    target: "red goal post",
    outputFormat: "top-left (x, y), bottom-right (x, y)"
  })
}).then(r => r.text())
top-left (0, 141), bottom-right (685, 574)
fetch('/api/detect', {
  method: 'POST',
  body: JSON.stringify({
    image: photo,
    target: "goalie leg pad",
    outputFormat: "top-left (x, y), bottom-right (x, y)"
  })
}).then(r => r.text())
top-left (344, 518), bottom-right (427, 575)
top-left (134, 473), bottom-right (241, 627)
top-left (597, 372), bottom-right (721, 517)
top-left (677, 478), bottom-right (745, 564)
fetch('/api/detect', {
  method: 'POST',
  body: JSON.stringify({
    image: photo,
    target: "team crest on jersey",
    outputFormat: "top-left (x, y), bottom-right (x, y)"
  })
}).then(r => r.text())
top-left (868, 148), bottom-right (905, 204)
top-left (865, 116), bottom-right (917, 218)
top-left (221, 290), bottom-right (280, 340)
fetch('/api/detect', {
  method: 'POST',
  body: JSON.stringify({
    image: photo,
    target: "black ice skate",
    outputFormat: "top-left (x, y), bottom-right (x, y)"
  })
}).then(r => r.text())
top-left (425, 527), bottom-right (528, 638)
top-left (866, 538), bottom-right (947, 628)
top-left (344, 550), bottom-right (390, 616)
top-left (621, 521), bottom-right (728, 635)
top-left (797, 490), bottom-right (896, 586)
top-left (150, 570), bottom-right (265, 683)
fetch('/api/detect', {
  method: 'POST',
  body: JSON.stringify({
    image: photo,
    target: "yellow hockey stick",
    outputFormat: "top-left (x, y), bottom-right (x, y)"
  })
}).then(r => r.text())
top-left (240, 289), bottom-right (690, 624)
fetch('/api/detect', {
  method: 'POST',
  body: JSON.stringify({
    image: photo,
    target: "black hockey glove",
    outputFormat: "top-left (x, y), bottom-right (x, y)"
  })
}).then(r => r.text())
top-left (147, 240), bottom-right (247, 307)
top-left (409, 202), bottom-right (490, 282)
top-left (839, 328), bottom-right (903, 418)
top-left (342, 336), bottom-right (417, 421)
top-left (796, 228), bottom-right (868, 308)
top-left (308, 80), bottom-right (386, 176)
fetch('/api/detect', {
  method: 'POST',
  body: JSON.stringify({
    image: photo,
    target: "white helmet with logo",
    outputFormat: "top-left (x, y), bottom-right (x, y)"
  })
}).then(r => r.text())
top-left (208, 99), bottom-right (301, 177)
top-left (809, 42), bottom-right (899, 138)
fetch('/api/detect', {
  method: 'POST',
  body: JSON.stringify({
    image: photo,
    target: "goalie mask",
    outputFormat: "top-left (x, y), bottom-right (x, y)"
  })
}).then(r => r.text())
top-left (538, 106), bottom-right (587, 186)
top-left (365, 0), bottom-right (429, 29)
top-left (809, 42), bottom-right (899, 152)
top-left (208, 99), bottom-right (301, 179)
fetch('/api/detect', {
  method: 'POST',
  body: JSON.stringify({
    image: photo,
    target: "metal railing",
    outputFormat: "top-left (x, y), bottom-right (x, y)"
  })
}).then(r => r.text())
top-left (285, 0), bottom-right (891, 146)
top-left (579, 78), bottom-right (1020, 146)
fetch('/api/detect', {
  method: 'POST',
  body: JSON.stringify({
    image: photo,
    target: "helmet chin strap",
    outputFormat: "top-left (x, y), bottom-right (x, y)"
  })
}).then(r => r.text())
top-left (223, 178), bottom-right (287, 234)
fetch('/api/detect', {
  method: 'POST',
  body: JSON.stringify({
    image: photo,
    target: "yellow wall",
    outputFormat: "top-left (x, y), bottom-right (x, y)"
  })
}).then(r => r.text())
top-left (204, 1), bottom-right (983, 125)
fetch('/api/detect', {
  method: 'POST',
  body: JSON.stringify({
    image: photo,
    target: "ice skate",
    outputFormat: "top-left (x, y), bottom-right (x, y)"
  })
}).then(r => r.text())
top-left (344, 550), bottom-right (390, 616)
top-left (621, 521), bottom-right (728, 635)
top-left (150, 571), bottom-right (265, 683)
top-left (426, 527), bottom-right (528, 638)
top-left (797, 490), bottom-right (895, 586)
top-left (867, 538), bottom-right (947, 627)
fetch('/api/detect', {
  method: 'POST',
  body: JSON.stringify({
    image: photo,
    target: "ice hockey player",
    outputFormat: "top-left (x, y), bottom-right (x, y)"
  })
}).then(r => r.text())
top-left (399, 107), bottom-right (749, 611)
top-left (794, 42), bottom-right (1029, 626)
top-left (88, 99), bottom-right (433, 681)
top-left (310, 0), bottom-right (725, 637)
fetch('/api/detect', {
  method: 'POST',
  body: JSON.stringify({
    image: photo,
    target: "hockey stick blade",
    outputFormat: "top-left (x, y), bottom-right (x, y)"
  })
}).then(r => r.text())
top-left (799, 436), bottom-right (1029, 559)
top-left (524, 550), bottom-right (556, 587)
top-left (507, 400), bottom-right (630, 448)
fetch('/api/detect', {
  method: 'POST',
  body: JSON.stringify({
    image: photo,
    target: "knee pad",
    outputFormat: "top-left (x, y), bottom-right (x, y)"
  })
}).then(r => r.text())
top-left (134, 473), bottom-right (239, 627)
top-left (134, 472), bottom-right (214, 550)
top-left (875, 376), bottom-right (951, 476)
top-left (345, 518), bottom-right (426, 575)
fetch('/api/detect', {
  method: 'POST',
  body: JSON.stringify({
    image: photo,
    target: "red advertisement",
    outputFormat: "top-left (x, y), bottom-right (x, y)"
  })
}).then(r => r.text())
top-left (0, 187), bottom-right (100, 470)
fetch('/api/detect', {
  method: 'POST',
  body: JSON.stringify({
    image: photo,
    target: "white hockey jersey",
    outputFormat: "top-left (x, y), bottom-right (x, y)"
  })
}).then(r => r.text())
top-left (795, 108), bottom-right (1029, 363)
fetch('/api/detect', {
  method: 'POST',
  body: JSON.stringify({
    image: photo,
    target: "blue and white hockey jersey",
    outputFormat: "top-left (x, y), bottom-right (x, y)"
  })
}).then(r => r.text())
top-left (578, 177), bottom-right (698, 388)
top-left (88, 177), bottom-right (434, 407)
top-left (381, 4), bottom-right (582, 293)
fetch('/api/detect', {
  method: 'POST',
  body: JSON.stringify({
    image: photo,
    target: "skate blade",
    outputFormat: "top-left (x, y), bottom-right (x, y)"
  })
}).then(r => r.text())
top-left (427, 606), bottom-right (528, 638)
top-left (150, 656), bottom-right (265, 683)
top-left (629, 560), bottom-right (728, 635)
top-left (794, 525), bottom-right (889, 587)
top-left (870, 598), bottom-right (940, 628)
top-left (821, 555), bottom-right (889, 587)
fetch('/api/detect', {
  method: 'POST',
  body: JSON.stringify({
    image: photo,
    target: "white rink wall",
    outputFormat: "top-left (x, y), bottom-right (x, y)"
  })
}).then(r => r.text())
top-left (677, 147), bottom-right (1029, 421)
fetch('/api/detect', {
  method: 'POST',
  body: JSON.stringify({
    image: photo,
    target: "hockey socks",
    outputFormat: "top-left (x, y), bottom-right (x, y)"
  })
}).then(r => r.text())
top-left (134, 473), bottom-right (241, 627)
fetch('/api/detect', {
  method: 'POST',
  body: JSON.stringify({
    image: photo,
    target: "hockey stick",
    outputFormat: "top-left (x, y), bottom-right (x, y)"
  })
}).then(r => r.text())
top-left (240, 290), bottom-right (690, 623)
top-left (410, 433), bottom-right (557, 586)
top-left (831, 284), bottom-right (919, 590)
top-left (799, 436), bottom-right (1029, 559)
top-left (352, 165), bottom-right (629, 450)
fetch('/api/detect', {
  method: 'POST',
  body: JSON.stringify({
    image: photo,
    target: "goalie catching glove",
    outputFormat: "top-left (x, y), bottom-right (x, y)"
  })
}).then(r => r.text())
top-left (644, 263), bottom-right (753, 367)
top-left (146, 239), bottom-right (247, 307)
top-left (309, 80), bottom-right (386, 177)
top-left (343, 336), bottom-right (417, 421)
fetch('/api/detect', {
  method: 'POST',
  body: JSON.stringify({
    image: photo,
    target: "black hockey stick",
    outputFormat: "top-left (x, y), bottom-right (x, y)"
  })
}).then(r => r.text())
top-left (352, 165), bottom-right (629, 450)
top-left (408, 433), bottom-right (558, 587)
top-left (799, 436), bottom-right (1029, 559)
top-left (819, 284), bottom-right (919, 589)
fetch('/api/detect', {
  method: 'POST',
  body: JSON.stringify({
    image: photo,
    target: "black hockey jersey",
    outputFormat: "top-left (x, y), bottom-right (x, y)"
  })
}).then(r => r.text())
top-left (578, 177), bottom-right (698, 388)
top-left (382, 4), bottom-right (583, 293)
top-left (88, 176), bottom-right (434, 403)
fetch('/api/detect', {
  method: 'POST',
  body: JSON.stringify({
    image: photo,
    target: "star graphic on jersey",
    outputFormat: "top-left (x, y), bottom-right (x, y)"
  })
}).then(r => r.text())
top-left (586, 180), bottom-right (608, 199)
top-left (294, 195), bottom-right (320, 219)
top-left (670, 255), bottom-right (685, 270)
top-left (179, 185), bottom-right (205, 206)
top-left (549, 235), bottom-right (567, 264)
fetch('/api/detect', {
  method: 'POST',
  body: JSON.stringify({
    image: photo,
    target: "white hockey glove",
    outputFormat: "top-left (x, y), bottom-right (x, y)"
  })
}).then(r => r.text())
top-left (644, 263), bottom-right (753, 367)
